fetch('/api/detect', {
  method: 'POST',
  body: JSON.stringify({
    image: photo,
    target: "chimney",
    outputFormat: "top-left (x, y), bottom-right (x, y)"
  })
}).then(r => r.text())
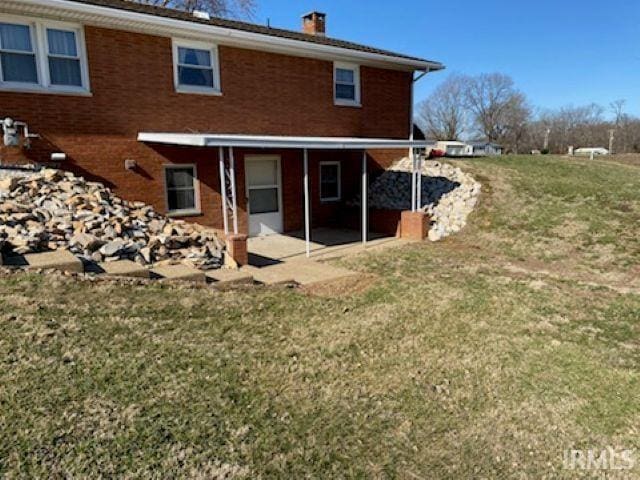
top-left (302, 11), bottom-right (326, 36)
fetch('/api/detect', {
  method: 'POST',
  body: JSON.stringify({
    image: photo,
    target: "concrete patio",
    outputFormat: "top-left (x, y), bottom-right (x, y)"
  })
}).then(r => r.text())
top-left (247, 228), bottom-right (407, 266)
top-left (240, 228), bottom-right (409, 286)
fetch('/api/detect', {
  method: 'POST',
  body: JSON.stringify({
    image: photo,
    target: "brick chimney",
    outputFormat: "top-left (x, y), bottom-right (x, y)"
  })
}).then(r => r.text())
top-left (302, 11), bottom-right (326, 36)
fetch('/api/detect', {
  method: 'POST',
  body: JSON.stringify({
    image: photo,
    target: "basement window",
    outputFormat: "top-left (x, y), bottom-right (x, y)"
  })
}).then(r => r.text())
top-left (164, 165), bottom-right (201, 216)
top-left (319, 161), bottom-right (341, 201)
top-left (334, 62), bottom-right (360, 107)
top-left (172, 38), bottom-right (221, 95)
top-left (0, 16), bottom-right (90, 94)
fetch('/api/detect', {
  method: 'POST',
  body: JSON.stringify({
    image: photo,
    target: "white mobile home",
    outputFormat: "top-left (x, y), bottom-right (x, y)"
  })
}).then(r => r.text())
top-left (470, 142), bottom-right (503, 156)
top-left (436, 141), bottom-right (473, 157)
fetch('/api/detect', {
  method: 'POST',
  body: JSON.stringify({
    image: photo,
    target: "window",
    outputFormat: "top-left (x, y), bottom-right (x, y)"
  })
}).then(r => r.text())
top-left (334, 62), bottom-right (360, 106)
top-left (0, 16), bottom-right (89, 93)
top-left (0, 22), bottom-right (38, 84)
top-left (319, 161), bottom-right (341, 201)
top-left (172, 39), bottom-right (220, 94)
top-left (46, 28), bottom-right (83, 87)
top-left (165, 165), bottom-right (200, 215)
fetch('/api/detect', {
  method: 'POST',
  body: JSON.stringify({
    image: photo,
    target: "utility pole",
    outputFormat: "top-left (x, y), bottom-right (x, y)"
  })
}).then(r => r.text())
top-left (608, 129), bottom-right (615, 155)
top-left (543, 128), bottom-right (551, 152)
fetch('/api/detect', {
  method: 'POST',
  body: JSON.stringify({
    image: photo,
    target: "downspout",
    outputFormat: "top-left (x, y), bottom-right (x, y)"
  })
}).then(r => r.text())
top-left (409, 68), bottom-right (429, 141)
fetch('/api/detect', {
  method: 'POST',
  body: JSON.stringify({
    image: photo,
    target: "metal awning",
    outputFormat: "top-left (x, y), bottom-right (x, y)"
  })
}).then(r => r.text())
top-left (138, 132), bottom-right (425, 259)
top-left (137, 132), bottom-right (431, 150)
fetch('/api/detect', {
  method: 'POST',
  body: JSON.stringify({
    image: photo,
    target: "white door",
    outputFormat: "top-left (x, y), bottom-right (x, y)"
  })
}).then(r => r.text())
top-left (245, 155), bottom-right (283, 236)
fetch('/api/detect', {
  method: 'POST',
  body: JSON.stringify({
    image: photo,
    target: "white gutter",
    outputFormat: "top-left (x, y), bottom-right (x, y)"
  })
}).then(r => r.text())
top-left (137, 132), bottom-right (434, 149)
top-left (7, 0), bottom-right (445, 72)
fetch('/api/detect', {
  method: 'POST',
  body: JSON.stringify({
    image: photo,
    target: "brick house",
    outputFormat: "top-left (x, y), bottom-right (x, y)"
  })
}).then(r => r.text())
top-left (0, 0), bottom-right (443, 259)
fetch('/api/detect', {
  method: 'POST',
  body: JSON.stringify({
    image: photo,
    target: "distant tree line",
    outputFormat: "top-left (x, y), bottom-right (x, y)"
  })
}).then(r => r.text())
top-left (417, 73), bottom-right (640, 154)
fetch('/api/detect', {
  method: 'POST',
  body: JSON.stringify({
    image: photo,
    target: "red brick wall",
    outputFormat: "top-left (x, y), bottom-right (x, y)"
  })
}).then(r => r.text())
top-left (0, 23), bottom-right (412, 234)
top-left (368, 148), bottom-right (409, 171)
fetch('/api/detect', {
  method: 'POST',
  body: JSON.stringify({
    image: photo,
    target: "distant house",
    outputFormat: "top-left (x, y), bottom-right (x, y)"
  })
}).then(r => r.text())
top-left (574, 147), bottom-right (609, 156)
top-left (436, 141), bottom-right (473, 157)
top-left (469, 141), bottom-right (503, 156)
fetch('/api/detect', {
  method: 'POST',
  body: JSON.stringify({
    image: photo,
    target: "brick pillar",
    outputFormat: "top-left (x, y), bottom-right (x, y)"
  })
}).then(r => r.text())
top-left (400, 211), bottom-right (429, 241)
top-left (226, 234), bottom-right (248, 266)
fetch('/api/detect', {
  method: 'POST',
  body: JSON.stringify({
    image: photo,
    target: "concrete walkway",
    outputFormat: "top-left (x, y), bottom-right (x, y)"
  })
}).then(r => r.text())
top-left (243, 259), bottom-right (356, 286)
top-left (1, 228), bottom-right (408, 288)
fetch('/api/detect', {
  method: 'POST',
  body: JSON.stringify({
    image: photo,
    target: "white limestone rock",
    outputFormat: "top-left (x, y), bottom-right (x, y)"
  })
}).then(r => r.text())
top-left (367, 157), bottom-right (481, 241)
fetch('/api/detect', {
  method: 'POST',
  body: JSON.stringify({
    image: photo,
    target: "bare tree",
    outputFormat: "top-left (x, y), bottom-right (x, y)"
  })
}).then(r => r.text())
top-left (133, 0), bottom-right (255, 18)
top-left (502, 94), bottom-right (532, 153)
top-left (421, 72), bottom-right (640, 155)
top-left (610, 99), bottom-right (626, 127)
top-left (417, 74), bottom-right (470, 140)
top-left (464, 73), bottom-right (530, 150)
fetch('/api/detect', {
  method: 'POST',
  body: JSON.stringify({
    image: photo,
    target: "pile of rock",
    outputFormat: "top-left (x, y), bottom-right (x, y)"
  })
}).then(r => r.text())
top-left (0, 168), bottom-right (223, 269)
top-left (367, 157), bottom-right (481, 241)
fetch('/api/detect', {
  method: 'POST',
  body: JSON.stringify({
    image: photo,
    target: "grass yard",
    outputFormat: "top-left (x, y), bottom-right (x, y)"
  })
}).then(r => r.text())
top-left (1, 155), bottom-right (640, 478)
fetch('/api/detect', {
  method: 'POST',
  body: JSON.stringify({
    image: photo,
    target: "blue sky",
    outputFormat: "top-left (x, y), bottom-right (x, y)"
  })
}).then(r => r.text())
top-left (255, 0), bottom-right (639, 117)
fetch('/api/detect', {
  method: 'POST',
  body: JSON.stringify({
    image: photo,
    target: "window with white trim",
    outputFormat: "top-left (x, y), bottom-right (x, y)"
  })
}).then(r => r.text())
top-left (165, 165), bottom-right (200, 215)
top-left (172, 39), bottom-right (220, 94)
top-left (0, 16), bottom-right (89, 93)
top-left (319, 161), bottom-right (341, 201)
top-left (0, 22), bottom-right (38, 85)
top-left (46, 27), bottom-right (83, 87)
top-left (334, 62), bottom-right (360, 106)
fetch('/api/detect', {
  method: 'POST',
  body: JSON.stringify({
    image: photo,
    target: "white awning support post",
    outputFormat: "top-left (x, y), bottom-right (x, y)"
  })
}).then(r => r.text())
top-left (416, 150), bottom-right (423, 211)
top-left (362, 150), bottom-right (368, 246)
top-left (303, 148), bottom-right (311, 258)
top-left (218, 146), bottom-right (229, 235)
top-left (229, 147), bottom-right (239, 234)
top-left (410, 148), bottom-right (417, 212)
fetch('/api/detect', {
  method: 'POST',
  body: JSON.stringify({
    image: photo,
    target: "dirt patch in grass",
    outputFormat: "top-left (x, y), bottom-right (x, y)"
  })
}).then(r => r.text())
top-left (299, 273), bottom-right (379, 298)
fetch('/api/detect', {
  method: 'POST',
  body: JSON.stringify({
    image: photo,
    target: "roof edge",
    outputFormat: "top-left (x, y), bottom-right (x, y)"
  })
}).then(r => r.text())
top-left (5, 0), bottom-right (444, 71)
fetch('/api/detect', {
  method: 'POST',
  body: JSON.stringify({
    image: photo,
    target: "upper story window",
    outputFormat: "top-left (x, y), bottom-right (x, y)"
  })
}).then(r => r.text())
top-left (46, 28), bottom-right (83, 87)
top-left (0, 16), bottom-right (89, 94)
top-left (172, 39), bottom-right (220, 95)
top-left (0, 22), bottom-right (38, 84)
top-left (334, 62), bottom-right (360, 107)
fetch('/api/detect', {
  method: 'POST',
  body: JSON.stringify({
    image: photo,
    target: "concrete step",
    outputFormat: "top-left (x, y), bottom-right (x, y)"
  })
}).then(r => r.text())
top-left (7, 250), bottom-right (85, 274)
top-left (244, 260), bottom-right (356, 286)
top-left (242, 265), bottom-right (296, 286)
top-left (205, 268), bottom-right (254, 287)
top-left (284, 259), bottom-right (357, 286)
top-left (151, 264), bottom-right (207, 283)
top-left (98, 260), bottom-right (150, 279)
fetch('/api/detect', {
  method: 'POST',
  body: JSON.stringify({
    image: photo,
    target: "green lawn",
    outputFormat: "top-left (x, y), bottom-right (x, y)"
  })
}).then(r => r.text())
top-left (1, 155), bottom-right (640, 478)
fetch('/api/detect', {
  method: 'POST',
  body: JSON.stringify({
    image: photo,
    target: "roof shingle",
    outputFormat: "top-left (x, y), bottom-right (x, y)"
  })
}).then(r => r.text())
top-left (66, 0), bottom-right (442, 67)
